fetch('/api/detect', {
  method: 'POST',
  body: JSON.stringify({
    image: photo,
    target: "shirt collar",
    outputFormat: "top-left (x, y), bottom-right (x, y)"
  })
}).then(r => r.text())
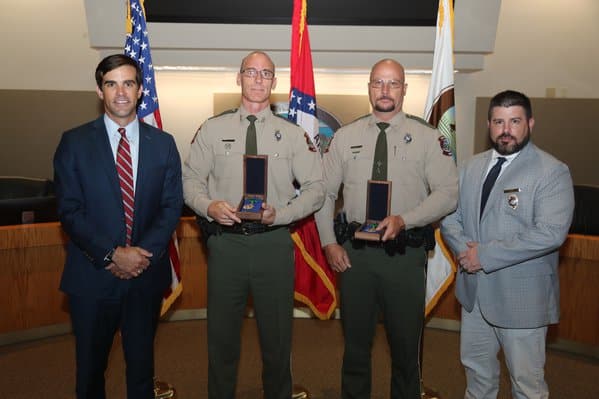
top-left (239, 105), bottom-right (271, 123)
top-left (490, 148), bottom-right (520, 164)
top-left (104, 115), bottom-right (140, 142)
top-left (371, 111), bottom-right (406, 129)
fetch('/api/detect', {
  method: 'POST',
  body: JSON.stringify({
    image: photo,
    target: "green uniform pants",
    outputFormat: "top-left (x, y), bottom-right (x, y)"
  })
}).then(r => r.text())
top-left (206, 228), bottom-right (294, 399)
top-left (340, 243), bottom-right (426, 399)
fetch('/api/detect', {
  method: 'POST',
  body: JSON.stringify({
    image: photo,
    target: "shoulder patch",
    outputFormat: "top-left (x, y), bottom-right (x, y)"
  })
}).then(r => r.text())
top-left (208, 108), bottom-right (237, 120)
top-left (303, 132), bottom-right (318, 152)
top-left (322, 135), bottom-right (333, 153)
top-left (406, 114), bottom-right (435, 129)
top-left (438, 136), bottom-right (453, 157)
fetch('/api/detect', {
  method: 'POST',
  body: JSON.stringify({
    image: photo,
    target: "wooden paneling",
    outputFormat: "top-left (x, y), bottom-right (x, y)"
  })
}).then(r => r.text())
top-left (428, 235), bottom-right (599, 346)
top-left (1, 220), bottom-right (598, 348)
top-left (0, 217), bottom-right (207, 334)
top-left (555, 235), bottom-right (599, 345)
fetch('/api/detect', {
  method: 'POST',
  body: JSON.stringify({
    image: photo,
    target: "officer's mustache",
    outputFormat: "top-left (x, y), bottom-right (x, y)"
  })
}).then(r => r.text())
top-left (377, 96), bottom-right (394, 101)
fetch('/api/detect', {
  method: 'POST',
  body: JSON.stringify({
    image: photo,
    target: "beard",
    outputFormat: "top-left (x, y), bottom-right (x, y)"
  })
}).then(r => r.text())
top-left (491, 130), bottom-right (530, 155)
top-left (373, 97), bottom-right (396, 113)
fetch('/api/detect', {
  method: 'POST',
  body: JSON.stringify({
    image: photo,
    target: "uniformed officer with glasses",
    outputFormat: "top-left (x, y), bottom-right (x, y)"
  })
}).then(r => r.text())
top-left (183, 51), bottom-right (324, 399)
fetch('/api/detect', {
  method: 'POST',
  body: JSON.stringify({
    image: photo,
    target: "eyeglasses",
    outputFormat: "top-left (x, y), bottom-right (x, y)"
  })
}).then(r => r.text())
top-left (240, 68), bottom-right (275, 80)
top-left (369, 79), bottom-right (404, 89)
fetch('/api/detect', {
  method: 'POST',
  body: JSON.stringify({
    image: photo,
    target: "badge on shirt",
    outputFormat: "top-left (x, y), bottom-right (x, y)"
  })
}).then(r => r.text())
top-left (507, 194), bottom-right (519, 209)
top-left (504, 188), bottom-right (521, 210)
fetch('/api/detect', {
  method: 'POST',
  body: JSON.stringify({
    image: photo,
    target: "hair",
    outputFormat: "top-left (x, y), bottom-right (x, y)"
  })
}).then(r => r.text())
top-left (95, 54), bottom-right (142, 89)
top-left (239, 51), bottom-right (276, 74)
top-left (487, 90), bottom-right (533, 120)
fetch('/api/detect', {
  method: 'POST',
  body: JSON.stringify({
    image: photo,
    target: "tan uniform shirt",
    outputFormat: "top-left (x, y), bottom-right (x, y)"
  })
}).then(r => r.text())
top-left (183, 106), bottom-right (325, 226)
top-left (315, 111), bottom-right (458, 246)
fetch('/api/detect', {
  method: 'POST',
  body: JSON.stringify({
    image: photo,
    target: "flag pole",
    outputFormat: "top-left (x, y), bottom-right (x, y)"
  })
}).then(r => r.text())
top-left (124, 1), bottom-right (178, 397)
top-left (421, 1), bottom-right (457, 398)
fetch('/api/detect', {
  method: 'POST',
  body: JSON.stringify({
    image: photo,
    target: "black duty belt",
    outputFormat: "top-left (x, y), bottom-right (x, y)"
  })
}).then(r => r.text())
top-left (361, 228), bottom-right (427, 249)
top-left (220, 222), bottom-right (286, 236)
top-left (352, 227), bottom-right (431, 256)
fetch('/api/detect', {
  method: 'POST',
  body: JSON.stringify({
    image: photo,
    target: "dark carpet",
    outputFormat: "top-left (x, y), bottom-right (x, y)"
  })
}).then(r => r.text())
top-left (1, 319), bottom-right (598, 398)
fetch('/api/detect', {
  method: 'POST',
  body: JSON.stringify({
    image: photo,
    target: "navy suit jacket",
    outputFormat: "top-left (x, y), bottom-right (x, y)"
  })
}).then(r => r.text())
top-left (54, 116), bottom-right (183, 299)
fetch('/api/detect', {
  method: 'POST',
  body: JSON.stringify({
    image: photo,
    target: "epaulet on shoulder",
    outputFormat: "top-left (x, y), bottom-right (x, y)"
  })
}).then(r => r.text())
top-left (274, 113), bottom-right (299, 126)
top-left (209, 108), bottom-right (237, 120)
top-left (348, 114), bottom-right (371, 124)
top-left (406, 113), bottom-right (435, 128)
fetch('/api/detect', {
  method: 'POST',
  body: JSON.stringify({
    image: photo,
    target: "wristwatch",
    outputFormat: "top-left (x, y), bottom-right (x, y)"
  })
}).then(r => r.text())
top-left (103, 247), bottom-right (117, 264)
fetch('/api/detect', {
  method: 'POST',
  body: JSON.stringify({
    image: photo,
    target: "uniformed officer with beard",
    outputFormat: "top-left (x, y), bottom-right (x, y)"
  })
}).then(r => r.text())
top-left (315, 59), bottom-right (458, 399)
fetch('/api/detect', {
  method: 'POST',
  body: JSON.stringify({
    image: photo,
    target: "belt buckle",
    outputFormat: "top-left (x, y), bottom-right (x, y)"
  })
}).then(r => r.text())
top-left (241, 224), bottom-right (252, 235)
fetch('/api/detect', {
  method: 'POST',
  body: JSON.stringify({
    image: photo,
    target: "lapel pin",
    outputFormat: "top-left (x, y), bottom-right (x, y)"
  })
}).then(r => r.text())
top-left (404, 133), bottom-right (412, 144)
top-left (274, 130), bottom-right (282, 141)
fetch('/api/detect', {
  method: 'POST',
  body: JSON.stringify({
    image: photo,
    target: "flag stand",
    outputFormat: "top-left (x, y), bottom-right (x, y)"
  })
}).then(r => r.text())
top-left (293, 384), bottom-right (310, 399)
top-left (154, 378), bottom-right (176, 398)
top-left (422, 385), bottom-right (441, 399)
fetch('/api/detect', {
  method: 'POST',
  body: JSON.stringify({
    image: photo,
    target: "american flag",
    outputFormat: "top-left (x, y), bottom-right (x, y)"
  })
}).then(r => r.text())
top-left (288, 0), bottom-right (337, 320)
top-left (125, 0), bottom-right (182, 316)
top-left (125, 0), bottom-right (162, 127)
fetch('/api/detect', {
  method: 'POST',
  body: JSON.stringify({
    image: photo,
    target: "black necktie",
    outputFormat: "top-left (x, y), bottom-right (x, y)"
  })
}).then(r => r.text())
top-left (480, 157), bottom-right (507, 218)
top-left (372, 122), bottom-right (389, 180)
top-left (245, 115), bottom-right (257, 155)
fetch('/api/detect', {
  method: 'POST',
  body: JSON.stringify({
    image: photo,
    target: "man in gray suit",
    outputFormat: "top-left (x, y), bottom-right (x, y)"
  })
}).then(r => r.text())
top-left (441, 90), bottom-right (574, 399)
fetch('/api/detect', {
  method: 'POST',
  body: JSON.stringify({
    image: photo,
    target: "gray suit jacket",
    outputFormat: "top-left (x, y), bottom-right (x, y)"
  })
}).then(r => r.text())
top-left (441, 142), bottom-right (574, 328)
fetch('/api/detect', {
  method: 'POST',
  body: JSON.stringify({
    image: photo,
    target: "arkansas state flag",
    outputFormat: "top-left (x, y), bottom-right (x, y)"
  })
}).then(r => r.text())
top-left (288, 0), bottom-right (337, 320)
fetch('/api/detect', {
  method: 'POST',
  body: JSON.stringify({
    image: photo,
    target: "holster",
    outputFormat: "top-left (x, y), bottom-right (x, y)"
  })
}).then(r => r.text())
top-left (333, 212), bottom-right (349, 244)
top-left (349, 224), bottom-right (435, 256)
top-left (333, 212), bottom-right (364, 246)
top-left (196, 216), bottom-right (221, 243)
top-left (406, 224), bottom-right (436, 251)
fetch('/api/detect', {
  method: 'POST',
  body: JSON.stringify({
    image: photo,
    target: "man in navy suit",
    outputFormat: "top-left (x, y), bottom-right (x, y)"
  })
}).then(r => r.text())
top-left (53, 54), bottom-right (183, 399)
top-left (441, 90), bottom-right (574, 399)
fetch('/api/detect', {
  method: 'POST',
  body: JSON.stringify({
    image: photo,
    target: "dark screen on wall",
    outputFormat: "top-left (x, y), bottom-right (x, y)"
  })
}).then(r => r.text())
top-left (145, 0), bottom-right (441, 26)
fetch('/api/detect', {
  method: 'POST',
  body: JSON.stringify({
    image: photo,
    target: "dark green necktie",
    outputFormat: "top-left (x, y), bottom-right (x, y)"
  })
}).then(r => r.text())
top-left (245, 115), bottom-right (258, 155)
top-left (372, 122), bottom-right (389, 180)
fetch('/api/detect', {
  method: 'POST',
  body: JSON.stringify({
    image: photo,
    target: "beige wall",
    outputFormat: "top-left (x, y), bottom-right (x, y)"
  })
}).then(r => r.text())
top-left (1, 0), bottom-right (598, 176)
top-left (0, 0), bottom-right (99, 91)
top-left (455, 0), bottom-right (599, 163)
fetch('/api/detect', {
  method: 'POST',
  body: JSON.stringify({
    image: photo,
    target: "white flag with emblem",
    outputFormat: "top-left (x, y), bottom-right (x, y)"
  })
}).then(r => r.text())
top-left (424, 0), bottom-right (458, 316)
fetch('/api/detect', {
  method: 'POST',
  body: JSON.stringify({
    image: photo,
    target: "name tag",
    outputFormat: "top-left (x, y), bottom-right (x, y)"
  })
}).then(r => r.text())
top-left (503, 188), bottom-right (521, 193)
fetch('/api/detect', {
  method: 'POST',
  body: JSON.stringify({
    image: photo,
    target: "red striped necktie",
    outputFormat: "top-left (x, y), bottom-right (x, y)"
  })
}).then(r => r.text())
top-left (116, 127), bottom-right (135, 246)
